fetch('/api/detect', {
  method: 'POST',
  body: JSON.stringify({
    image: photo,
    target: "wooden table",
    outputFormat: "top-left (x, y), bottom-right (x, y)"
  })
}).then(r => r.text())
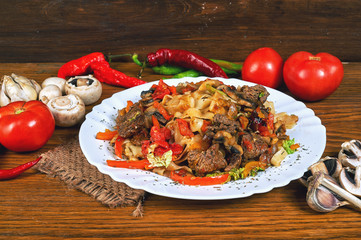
top-left (1, 62), bottom-right (360, 239)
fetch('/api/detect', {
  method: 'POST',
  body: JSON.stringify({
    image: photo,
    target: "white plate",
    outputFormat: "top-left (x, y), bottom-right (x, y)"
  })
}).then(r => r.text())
top-left (79, 77), bottom-right (326, 200)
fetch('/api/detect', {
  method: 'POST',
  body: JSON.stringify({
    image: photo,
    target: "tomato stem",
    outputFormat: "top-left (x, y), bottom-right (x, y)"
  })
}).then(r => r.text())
top-left (309, 56), bottom-right (321, 61)
top-left (14, 108), bottom-right (25, 115)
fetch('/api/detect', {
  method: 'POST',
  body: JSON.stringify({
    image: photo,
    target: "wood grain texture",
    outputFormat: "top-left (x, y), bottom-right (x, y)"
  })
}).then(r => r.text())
top-left (0, 0), bottom-right (360, 62)
top-left (1, 62), bottom-right (361, 239)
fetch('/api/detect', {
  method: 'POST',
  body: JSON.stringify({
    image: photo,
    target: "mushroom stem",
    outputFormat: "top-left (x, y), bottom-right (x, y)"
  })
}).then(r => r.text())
top-left (316, 172), bottom-right (361, 211)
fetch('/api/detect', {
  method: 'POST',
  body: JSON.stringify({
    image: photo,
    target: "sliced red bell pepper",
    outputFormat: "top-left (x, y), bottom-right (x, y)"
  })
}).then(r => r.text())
top-left (243, 139), bottom-right (253, 151)
top-left (169, 143), bottom-right (183, 155)
top-left (114, 136), bottom-right (125, 158)
top-left (152, 79), bottom-right (171, 100)
top-left (153, 101), bottom-right (173, 120)
top-left (169, 86), bottom-right (178, 95)
top-left (201, 120), bottom-right (211, 132)
top-left (96, 129), bottom-right (118, 140)
top-left (126, 100), bottom-right (133, 112)
top-left (152, 115), bottom-right (160, 128)
top-left (141, 140), bottom-right (151, 156)
top-left (106, 159), bottom-right (153, 170)
top-left (170, 170), bottom-right (229, 186)
top-left (150, 115), bottom-right (171, 142)
top-left (267, 112), bottom-right (274, 130)
top-left (176, 119), bottom-right (194, 137)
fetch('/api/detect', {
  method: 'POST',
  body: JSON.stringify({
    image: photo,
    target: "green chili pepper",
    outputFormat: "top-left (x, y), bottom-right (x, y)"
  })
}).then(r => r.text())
top-left (210, 59), bottom-right (243, 72)
top-left (172, 69), bottom-right (201, 78)
top-left (132, 54), bottom-right (143, 66)
top-left (133, 52), bottom-right (241, 77)
top-left (152, 64), bottom-right (187, 75)
top-left (220, 67), bottom-right (238, 76)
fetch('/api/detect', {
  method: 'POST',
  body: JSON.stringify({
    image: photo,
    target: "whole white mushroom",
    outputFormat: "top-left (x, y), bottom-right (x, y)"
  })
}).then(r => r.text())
top-left (65, 75), bottom-right (102, 105)
top-left (47, 94), bottom-right (85, 127)
top-left (42, 77), bottom-right (66, 94)
top-left (39, 84), bottom-right (62, 104)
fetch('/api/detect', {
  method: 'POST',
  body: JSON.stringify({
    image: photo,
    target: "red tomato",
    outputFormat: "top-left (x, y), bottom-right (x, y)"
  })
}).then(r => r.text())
top-left (283, 51), bottom-right (344, 102)
top-left (0, 101), bottom-right (55, 152)
top-left (242, 47), bottom-right (283, 89)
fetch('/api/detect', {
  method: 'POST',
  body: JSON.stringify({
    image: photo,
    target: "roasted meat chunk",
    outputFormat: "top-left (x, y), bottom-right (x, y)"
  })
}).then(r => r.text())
top-left (187, 144), bottom-right (227, 176)
top-left (225, 153), bottom-right (242, 172)
top-left (241, 132), bottom-right (269, 160)
top-left (238, 84), bottom-right (269, 105)
top-left (206, 114), bottom-right (241, 138)
top-left (116, 102), bottom-right (145, 138)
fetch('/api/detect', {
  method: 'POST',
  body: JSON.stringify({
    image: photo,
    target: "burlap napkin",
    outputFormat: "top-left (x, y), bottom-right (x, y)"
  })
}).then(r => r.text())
top-left (35, 138), bottom-right (146, 217)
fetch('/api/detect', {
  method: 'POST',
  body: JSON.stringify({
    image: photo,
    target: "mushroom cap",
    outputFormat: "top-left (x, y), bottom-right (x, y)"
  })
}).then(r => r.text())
top-left (65, 75), bottom-right (102, 105)
top-left (42, 77), bottom-right (66, 94)
top-left (339, 140), bottom-right (361, 168)
top-left (47, 94), bottom-right (85, 127)
top-left (339, 166), bottom-right (361, 197)
top-left (39, 84), bottom-right (62, 104)
top-left (300, 156), bottom-right (343, 187)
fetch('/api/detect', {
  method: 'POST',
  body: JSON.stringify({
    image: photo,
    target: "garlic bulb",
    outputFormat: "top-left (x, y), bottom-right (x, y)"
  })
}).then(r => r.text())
top-left (0, 74), bottom-right (41, 107)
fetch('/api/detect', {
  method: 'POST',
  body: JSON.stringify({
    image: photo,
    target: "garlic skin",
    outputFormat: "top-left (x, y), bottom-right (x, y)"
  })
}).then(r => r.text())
top-left (11, 73), bottom-right (42, 95)
top-left (39, 84), bottom-right (62, 104)
top-left (47, 94), bottom-right (85, 127)
top-left (65, 75), bottom-right (102, 105)
top-left (0, 74), bottom-right (40, 107)
top-left (0, 77), bottom-right (11, 106)
top-left (42, 77), bottom-right (66, 94)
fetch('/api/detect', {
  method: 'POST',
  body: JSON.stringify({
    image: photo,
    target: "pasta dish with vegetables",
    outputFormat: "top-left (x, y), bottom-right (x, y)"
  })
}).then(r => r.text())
top-left (96, 79), bottom-right (299, 186)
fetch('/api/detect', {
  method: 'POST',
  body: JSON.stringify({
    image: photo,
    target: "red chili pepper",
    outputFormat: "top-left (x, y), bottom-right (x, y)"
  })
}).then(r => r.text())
top-left (0, 157), bottom-right (41, 180)
top-left (146, 48), bottom-right (228, 78)
top-left (58, 52), bottom-right (106, 79)
top-left (58, 52), bottom-right (146, 88)
top-left (176, 119), bottom-right (194, 137)
top-left (91, 61), bottom-right (146, 88)
top-left (170, 170), bottom-right (229, 186)
top-left (106, 159), bottom-right (153, 170)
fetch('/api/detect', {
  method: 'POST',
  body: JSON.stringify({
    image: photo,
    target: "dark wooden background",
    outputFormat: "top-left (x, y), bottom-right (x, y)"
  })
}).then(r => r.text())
top-left (1, 0), bottom-right (360, 63)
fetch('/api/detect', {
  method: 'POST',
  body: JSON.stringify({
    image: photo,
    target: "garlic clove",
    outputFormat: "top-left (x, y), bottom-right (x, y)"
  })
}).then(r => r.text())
top-left (4, 75), bottom-right (25, 102)
top-left (306, 173), bottom-right (348, 212)
top-left (0, 77), bottom-right (10, 107)
top-left (307, 171), bottom-right (361, 212)
top-left (47, 94), bottom-right (85, 127)
top-left (30, 79), bottom-right (42, 94)
top-left (16, 80), bottom-right (38, 101)
top-left (39, 84), bottom-right (62, 104)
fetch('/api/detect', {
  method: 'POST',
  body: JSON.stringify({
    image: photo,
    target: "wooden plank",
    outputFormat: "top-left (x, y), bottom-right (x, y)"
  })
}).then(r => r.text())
top-left (0, 0), bottom-right (360, 62)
